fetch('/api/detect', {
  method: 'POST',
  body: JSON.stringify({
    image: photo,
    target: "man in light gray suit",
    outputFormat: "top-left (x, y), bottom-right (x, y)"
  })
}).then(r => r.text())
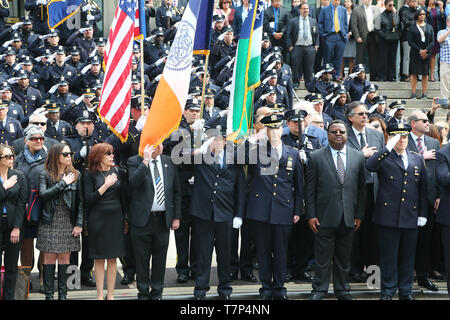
top-left (345, 101), bottom-right (385, 283)
top-left (407, 110), bottom-right (441, 292)
top-left (305, 120), bottom-right (367, 300)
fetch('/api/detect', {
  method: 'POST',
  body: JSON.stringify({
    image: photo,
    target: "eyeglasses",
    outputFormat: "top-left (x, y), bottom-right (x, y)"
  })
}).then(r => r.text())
top-left (29, 136), bottom-right (44, 142)
top-left (415, 118), bottom-right (429, 123)
top-left (355, 112), bottom-right (369, 116)
top-left (105, 151), bottom-right (113, 156)
top-left (60, 152), bottom-right (74, 157)
top-left (0, 154), bottom-right (14, 160)
top-left (330, 130), bottom-right (346, 134)
top-left (30, 122), bottom-right (46, 126)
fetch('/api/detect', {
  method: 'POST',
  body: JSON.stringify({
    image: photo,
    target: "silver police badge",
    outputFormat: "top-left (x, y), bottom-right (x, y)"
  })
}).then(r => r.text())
top-left (166, 21), bottom-right (194, 72)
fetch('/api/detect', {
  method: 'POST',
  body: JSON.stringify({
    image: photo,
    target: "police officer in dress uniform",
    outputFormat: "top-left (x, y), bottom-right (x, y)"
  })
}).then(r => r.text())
top-left (0, 100), bottom-right (23, 145)
top-left (10, 69), bottom-right (42, 127)
top-left (25, 0), bottom-right (51, 36)
top-left (1, 82), bottom-right (25, 126)
top-left (387, 100), bottom-right (407, 126)
top-left (66, 22), bottom-right (97, 63)
top-left (343, 64), bottom-right (372, 103)
top-left (43, 100), bottom-right (73, 142)
top-left (306, 63), bottom-right (335, 96)
top-left (366, 123), bottom-right (428, 300)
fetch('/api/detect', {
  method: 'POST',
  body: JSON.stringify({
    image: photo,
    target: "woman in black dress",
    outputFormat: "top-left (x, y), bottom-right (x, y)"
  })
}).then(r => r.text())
top-left (38, 143), bottom-right (83, 300)
top-left (0, 144), bottom-right (27, 300)
top-left (84, 143), bottom-right (126, 300)
top-left (408, 8), bottom-right (435, 99)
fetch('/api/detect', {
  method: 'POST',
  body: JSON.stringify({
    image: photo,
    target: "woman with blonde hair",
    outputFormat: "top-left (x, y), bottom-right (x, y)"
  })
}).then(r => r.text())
top-left (37, 143), bottom-right (83, 300)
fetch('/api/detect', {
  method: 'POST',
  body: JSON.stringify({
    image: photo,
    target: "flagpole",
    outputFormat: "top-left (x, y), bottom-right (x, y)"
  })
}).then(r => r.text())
top-left (199, 54), bottom-right (210, 119)
top-left (140, 38), bottom-right (145, 113)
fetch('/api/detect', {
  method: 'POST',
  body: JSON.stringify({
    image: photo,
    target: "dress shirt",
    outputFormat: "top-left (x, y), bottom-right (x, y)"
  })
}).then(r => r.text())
top-left (271, 142), bottom-right (283, 160)
top-left (352, 126), bottom-right (367, 148)
top-left (295, 15), bottom-right (313, 46)
top-left (438, 27), bottom-right (450, 63)
top-left (364, 4), bottom-right (374, 33)
top-left (149, 155), bottom-right (166, 212)
top-left (410, 131), bottom-right (424, 151)
top-left (329, 144), bottom-right (347, 170)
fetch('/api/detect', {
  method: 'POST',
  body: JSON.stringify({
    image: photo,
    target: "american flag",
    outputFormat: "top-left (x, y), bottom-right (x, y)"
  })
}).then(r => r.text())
top-left (98, 0), bottom-right (137, 142)
top-left (134, 0), bottom-right (146, 40)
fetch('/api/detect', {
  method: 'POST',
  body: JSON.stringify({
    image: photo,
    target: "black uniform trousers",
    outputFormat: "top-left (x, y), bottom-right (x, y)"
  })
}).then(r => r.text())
top-left (192, 216), bottom-right (232, 297)
top-left (377, 225), bottom-right (418, 297)
top-left (230, 219), bottom-right (255, 277)
top-left (378, 39), bottom-right (398, 81)
top-left (252, 220), bottom-right (291, 297)
top-left (441, 225), bottom-right (450, 295)
top-left (130, 213), bottom-right (170, 299)
top-left (312, 217), bottom-right (355, 294)
top-left (350, 183), bottom-right (379, 276)
top-left (291, 45), bottom-right (316, 86)
top-left (0, 216), bottom-right (22, 300)
top-left (174, 196), bottom-right (196, 278)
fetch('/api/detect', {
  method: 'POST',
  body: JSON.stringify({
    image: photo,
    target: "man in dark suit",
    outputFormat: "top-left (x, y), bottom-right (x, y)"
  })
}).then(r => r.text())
top-left (190, 126), bottom-right (246, 300)
top-left (345, 102), bottom-right (385, 283)
top-left (435, 143), bottom-right (450, 297)
top-left (263, 0), bottom-right (290, 56)
top-left (318, 0), bottom-right (348, 80)
top-left (313, 0), bottom-right (330, 73)
top-left (127, 144), bottom-right (182, 300)
top-left (305, 120), bottom-right (367, 300)
top-left (286, 3), bottom-right (320, 88)
top-left (366, 123), bottom-right (428, 300)
top-left (407, 110), bottom-right (441, 292)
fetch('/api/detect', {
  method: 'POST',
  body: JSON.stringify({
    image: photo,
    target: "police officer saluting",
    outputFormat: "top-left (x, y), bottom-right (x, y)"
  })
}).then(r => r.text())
top-left (366, 123), bottom-right (428, 300)
top-left (0, 99), bottom-right (23, 145)
top-left (43, 100), bottom-right (73, 142)
top-left (10, 69), bottom-right (42, 126)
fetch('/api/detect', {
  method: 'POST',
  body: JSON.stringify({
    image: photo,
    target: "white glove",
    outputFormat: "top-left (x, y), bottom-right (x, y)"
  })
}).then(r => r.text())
top-left (145, 35), bottom-right (155, 42)
top-left (386, 133), bottom-right (401, 152)
top-left (48, 84), bottom-right (59, 94)
top-left (2, 39), bottom-right (13, 48)
top-left (39, 34), bottom-right (51, 40)
top-left (166, 10), bottom-right (173, 17)
top-left (348, 71), bottom-right (360, 79)
top-left (199, 136), bottom-right (215, 154)
top-left (81, 64), bottom-right (92, 75)
top-left (135, 115), bottom-right (147, 132)
top-left (314, 70), bottom-right (325, 79)
top-left (418, 217), bottom-right (427, 227)
top-left (64, 55), bottom-right (72, 63)
top-left (191, 119), bottom-right (205, 131)
top-left (80, 146), bottom-right (88, 158)
top-left (82, 4), bottom-right (92, 12)
top-left (173, 22), bottom-right (181, 29)
top-left (224, 84), bottom-right (232, 92)
top-left (37, 0), bottom-right (48, 5)
top-left (87, 14), bottom-right (95, 21)
top-left (233, 217), bottom-right (243, 229)
top-left (13, 63), bottom-right (24, 71)
top-left (11, 22), bottom-right (24, 31)
top-left (79, 27), bottom-right (91, 33)
top-left (33, 107), bottom-right (47, 115)
top-left (155, 74), bottom-right (162, 82)
top-left (262, 76), bottom-right (271, 85)
top-left (219, 110), bottom-right (228, 117)
top-left (155, 57), bottom-right (165, 66)
top-left (259, 93), bottom-right (269, 101)
top-left (47, 52), bottom-right (57, 64)
top-left (299, 149), bottom-right (307, 164)
top-left (7, 77), bottom-right (20, 84)
top-left (89, 47), bottom-right (97, 58)
top-left (263, 52), bottom-right (274, 63)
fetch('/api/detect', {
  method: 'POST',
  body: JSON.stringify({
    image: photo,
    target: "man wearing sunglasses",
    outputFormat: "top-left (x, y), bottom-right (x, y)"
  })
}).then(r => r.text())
top-left (407, 110), bottom-right (441, 293)
top-left (0, 100), bottom-right (23, 146)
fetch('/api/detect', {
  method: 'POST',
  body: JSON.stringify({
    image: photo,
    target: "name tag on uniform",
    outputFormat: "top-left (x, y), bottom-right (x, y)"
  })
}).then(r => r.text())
top-left (287, 156), bottom-right (293, 171)
top-left (9, 123), bottom-right (15, 133)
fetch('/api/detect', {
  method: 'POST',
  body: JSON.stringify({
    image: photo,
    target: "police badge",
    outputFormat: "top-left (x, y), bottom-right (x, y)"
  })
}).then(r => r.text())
top-left (287, 156), bottom-right (293, 171)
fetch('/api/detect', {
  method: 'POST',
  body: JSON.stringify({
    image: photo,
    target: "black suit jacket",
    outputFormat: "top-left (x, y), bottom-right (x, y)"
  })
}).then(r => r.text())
top-left (407, 23), bottom-right (435, 59)
top-left (436, 145), bottom-right (450, 226)
top-left (127, 154), bottom-right (182, 229)
top-left (263, 5), bottom-right (290, 36)
top-left (0, 169), bottom-right (27, 229)
top-left (305, 145), bottom-right (367, 228)
top-left (286, 15), bottom-right (320, 49)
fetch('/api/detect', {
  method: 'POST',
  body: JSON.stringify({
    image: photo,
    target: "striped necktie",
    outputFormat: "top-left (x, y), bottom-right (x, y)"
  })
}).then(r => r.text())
top-left (416, 137), bottom-right (424, 154)
top-left (152, 160), bottom-right (165, 206)
top-left (336, 151), bottom-right (345, 184)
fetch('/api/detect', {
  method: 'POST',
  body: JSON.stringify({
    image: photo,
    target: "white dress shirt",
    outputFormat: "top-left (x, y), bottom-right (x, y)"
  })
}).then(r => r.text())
top-left (271, 143), bottom-right (283, 160)
top-left (149, 155), bottom-right (166, 212)
top-left (364, 4), bottom-right (374, 33)
top-left (329, 145), bottom-right (347, 171)
top-left (352, 126), bottom-right (367, 148)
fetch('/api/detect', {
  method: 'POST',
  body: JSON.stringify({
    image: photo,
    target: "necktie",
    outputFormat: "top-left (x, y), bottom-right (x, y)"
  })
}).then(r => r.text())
top-left (303, 18), bottom-right (308, 41)
top-left (359, 132), bottom-right (366, 149)
top-left (152, 160), bottom-right (165, 207)
top-left (334, 7), bottom-right (340, 33)
top-left (336, 151), bottom-right (345, 184)
top-left (417, 137), bottom-right (424, 154)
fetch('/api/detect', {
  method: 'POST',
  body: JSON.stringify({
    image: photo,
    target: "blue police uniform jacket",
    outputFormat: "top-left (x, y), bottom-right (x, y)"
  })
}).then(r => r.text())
top-left (366, 147), bottom-right (428, 229)
top-left (0, 117), bottom-right (23, 146)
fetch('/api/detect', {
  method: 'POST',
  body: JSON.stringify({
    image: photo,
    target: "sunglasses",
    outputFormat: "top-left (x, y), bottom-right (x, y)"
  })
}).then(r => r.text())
top-left (419, 13), bottom-right (426, 16)
top-left (372, 123), bottom-right (380, 128)
top-left (0, 154), bottom-right (14, 160)
top-left (105, 151), bottom-right (113, 156)
top-left (415, 119), bottom-right (429, 123)
top-left (30, 122), bottom-right (46, 126)
top-left (356, 112), bottom-right (369, 116)
top-left (330, 130), bottom-right (346, 134)
top-left (61, 152), bottom-right (74, 157)
top-left (29, 136), bottom-right (44, 142)
top-left (388, 4), bottom-right (393, 7)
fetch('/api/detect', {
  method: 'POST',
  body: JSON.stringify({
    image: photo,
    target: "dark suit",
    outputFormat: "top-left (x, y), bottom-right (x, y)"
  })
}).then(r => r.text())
top-left (435, 145), bottom-right (450, 294)
top-left (263, 5), bottom-right (291, 53)
top-left (286, 15), bottom-right (320, 86)
top-left (305, 145), bottom-right (366, 295)
top-left (346, 126), bottom-right (385, 278)
top-left (407, 134), bottom-right (440, 282)
top-left (366, 147), bottom-right (428, 298)
top-left (127, 154), bottom-right (182, 299)
top-left (0, 169), bottom-right (27, 300)
top-left (190, 148), bottom-right (246, 297)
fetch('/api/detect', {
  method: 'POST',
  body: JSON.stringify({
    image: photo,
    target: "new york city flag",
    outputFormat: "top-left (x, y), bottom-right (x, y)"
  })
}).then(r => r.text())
top-left (47, 0), bottom-right (83, 29)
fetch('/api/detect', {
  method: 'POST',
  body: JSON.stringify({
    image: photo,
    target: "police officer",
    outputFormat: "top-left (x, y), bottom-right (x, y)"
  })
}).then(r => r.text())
top-left (366, 123), bottom-right (428, 300)
top-left (27, 28), bottom-right (61, 57)
top-left (306, 93), bottom-right (332, 130)
top-left (10, 69), bottom-right (42, 126)
top-left (368, 95), bottom-right (391, 123)
top-left (25, 0), bottom-right (51, 36)
top-left (257, 69), bottom-right (291, 109)
top-left (324, 85), bottom-right (350, 121)
top-left (211, 26), bottom-right (236, 79)
top-left (49, 76), bottom-right (79, 123)
top-left (306, 63), bottom-right (335, 96)
top-left (20, 56), bottom-right (44, 96)
top-left (66, 46), bottom-right (83, 72)
top-left (16, 17), bottom-right (38, 49)
top-left (343, 64), bottom-right (372, 102)
top-left (71, 55), bottom-right (104, 96)
top-left (45, 46), bottom-right (77, 89)
top-left (361, 84), bottom-right (379, 109)
top-left (1, 83), bottom-right (25, 126)
top-left (0, 47), bottom-right (18, 80)
top-left (80, 0), bottom-right (102, 37)
top-left (43, 100), bottom-right (73, 142)
top-left (202, 88), bottom-right (221, 122)
top-left (144, 27), bottom-right (170, 65)
top-left (242, 113), bottom-right (304, 300)
top-left (387, 100), bottom-right (407, 125)
top-left (211, 14), bottom-right (226, 46)
top-left (66, 22), bottom-right (97, 63)
top-left (156, 0), bottom-right (182, 30)
top-left (0, 100), bottom-right (23, 145)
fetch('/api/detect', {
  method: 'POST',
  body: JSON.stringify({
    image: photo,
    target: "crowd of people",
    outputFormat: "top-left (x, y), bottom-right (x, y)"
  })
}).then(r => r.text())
top-left (0, 0), bottom-right (450, 301)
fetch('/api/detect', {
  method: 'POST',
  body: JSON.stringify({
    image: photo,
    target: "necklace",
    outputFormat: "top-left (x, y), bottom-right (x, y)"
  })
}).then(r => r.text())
top-left (100, 167), bottom-right (110, 179)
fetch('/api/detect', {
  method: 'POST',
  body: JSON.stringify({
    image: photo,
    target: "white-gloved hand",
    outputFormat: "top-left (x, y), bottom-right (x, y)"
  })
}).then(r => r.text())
top-left (87, 14), bottom-right (95, 21)
top-left (224, 84), bottom-right (232, 92)
top-left (7, 77), bottom-right (20, 84)
top-left (219, 110), bottom-right (228, 117)
top-left (47, 52), bottom-right (57, 64)
top-left (48, 84), bottom-right (59, 94)
top-left (259, 93), bottom-right (269, 101)
top-left (135, 115), bottom-right (147, 132)
top-left (37, 0), bottom-right (48, 5)
top-left (418, 217), bottom-right (427, 227)
top-left (154, 74), bottom-right (162, 81)
top-left (82, 4), bottom-right (92, 12)
top-left (39, 34), bottom-right (51, 40)
top-left (191, 119), bottom-right (205, 131)
top-left (2, 39), bottom-right (13, 48)
top-left (79, 27), bottom-right (91, 33)
top-left (80, 146), bottom-right (88, 158)
top-left (314, 69), bottom-right (325, 79)
top-left (11, 22), bottom-right (24, 31)
top-left (299, 149), bottom-right (307, 164)
top-left (199, 137), bottom-right (215, 154)
top-left (13, 63), bottom-right (24, 71)
top-left (233, 217), bottom-right (243, 229)
top-left (386, 133), bottom-right (401, 152)
top-left (81, 64), bottom-right (92, 75)
top-left (155, 57), bottom-right (165, 66)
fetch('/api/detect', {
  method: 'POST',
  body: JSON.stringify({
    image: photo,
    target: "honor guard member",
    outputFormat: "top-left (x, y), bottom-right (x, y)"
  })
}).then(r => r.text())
top-left (343, 64), bottom-right (372, 103)
top-left (242, 113), bottom-right (304, 300)
top-left (66, 21), bottom-right (97, 63)
top-left (1, 83), bottom-right (25, 126)
top-left (27, 28), bottom-right (61, 57)
top-left (10, 69), bottom-right (42, 126)
top-left (0, 100), bottom-right (23, 145)
top-left (387, 100), bottom-right (407, 125)
top-left (45, 46), bottom-right (77, 89)
top-left (306, 63), bottom-right (335, 95)
top-left (49, 76), bottom-right (79, 122)
top-left (366, 123), bottom-right (428, 300)
top-left (156, 0), bottom-right (182, 30)
top-left (43, 100), bottom-right (73, 142)
top-left (24, 0), bottom-right (51, 35)
top-left (144, 27), bottom-right (169, 65)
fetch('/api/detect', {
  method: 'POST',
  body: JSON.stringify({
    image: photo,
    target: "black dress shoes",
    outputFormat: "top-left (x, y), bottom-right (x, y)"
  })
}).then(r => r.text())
top-left (296, 271), bottom-right (314, 282)
top-left (309, 292), bottom-right (326, 300)
top-left (273, 295), bottom-right (289, 300)
top-left (241, 272), bottom-right (257, 282)
top-left (177, 274), bottom-right (189, 283)
top-left (335, 293), bottom-right (356, 300)
top-left (121, 273), bottom-right (135, 285)
top-left (399, 294), bottom-right (415, 300)
top-left (418, 278), bottom-right (439, 292)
